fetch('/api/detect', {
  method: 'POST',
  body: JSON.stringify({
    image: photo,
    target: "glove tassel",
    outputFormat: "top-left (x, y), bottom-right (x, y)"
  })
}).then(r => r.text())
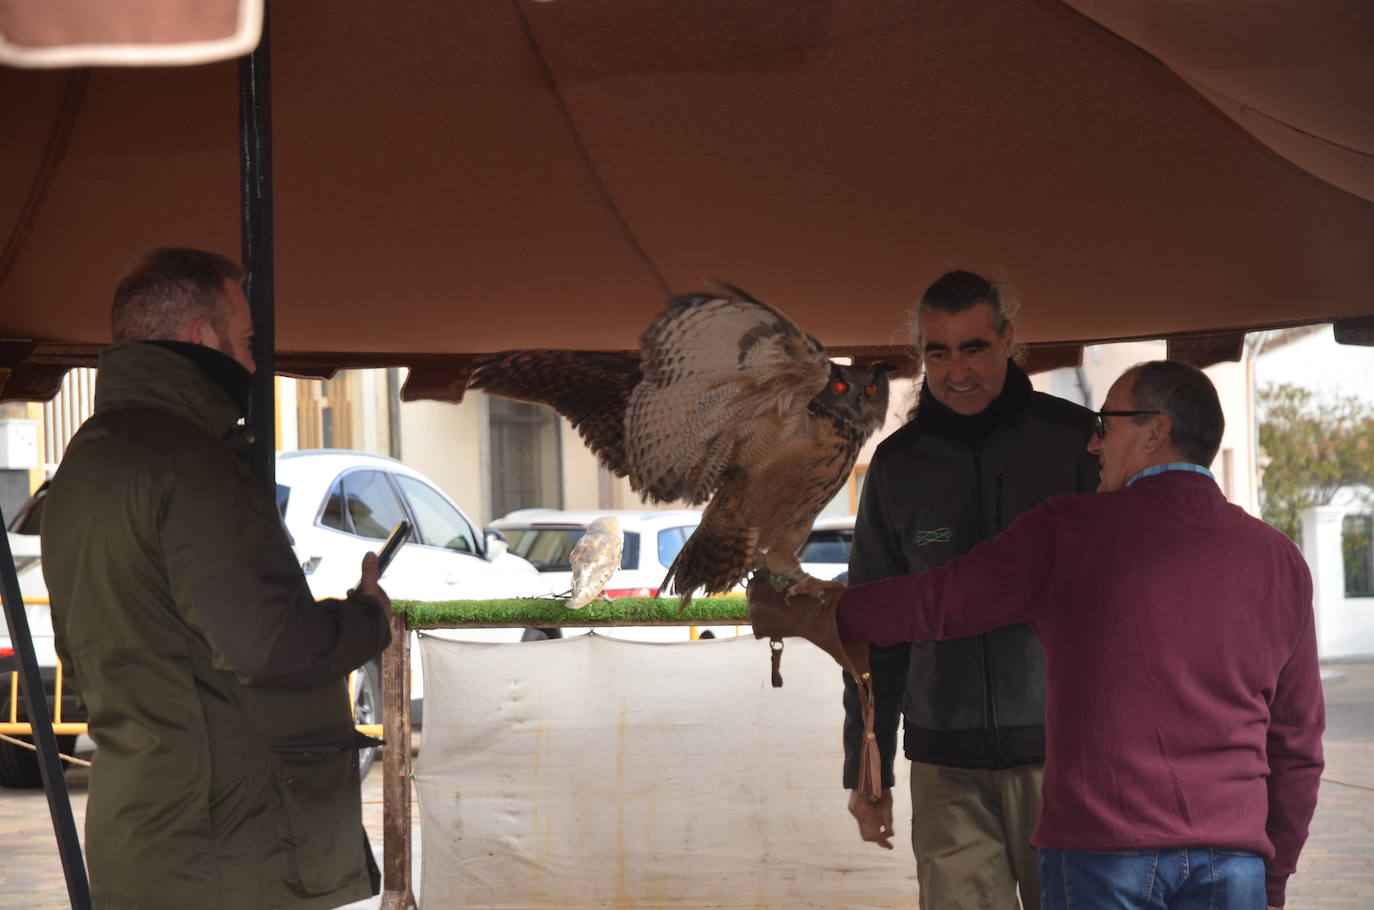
top-left (856, 674), bottom-right (882, 803)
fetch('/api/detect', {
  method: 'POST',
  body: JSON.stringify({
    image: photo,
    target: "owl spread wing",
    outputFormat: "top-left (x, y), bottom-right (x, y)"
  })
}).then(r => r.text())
top-left (625, 284), bottom-right (832, 504)
top-left (466, 350), bottom-right (641, 477)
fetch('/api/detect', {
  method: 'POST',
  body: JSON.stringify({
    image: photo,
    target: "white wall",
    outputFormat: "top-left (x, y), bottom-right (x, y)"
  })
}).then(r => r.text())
top-left (1259, 328), bottom-right (1374, 658)
top-left (275, 376), bottom-right (298, 452)
top-left (1205, 359), bottom-right (1259, 515)
top-left (1301, 487), bottom-right (1374, 659)
top-left (398, 390), bottom-right (487, 526)
top-left (1072, 340), bottom-right (1166, 410)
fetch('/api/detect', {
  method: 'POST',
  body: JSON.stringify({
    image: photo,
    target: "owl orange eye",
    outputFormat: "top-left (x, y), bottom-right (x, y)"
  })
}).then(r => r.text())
top-left (864, 384), bottom-right (877, 396)
top-left (831, 380), bottom-right (850, 395)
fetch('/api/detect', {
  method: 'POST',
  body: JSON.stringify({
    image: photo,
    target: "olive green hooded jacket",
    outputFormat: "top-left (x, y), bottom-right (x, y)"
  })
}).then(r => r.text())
top-left (41, 341), bottom-right (391, 909)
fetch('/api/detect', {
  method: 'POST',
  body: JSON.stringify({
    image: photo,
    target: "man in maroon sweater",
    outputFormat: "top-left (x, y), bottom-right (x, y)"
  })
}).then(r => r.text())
top-left (753, 361), bottom-right (1323, 909)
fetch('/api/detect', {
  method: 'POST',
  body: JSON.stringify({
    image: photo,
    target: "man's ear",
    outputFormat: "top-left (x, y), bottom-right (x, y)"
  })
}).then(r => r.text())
top-left (1143, 413), bottom-right (1173, 455)
top-left (180, 317), bottom-right (213, 347)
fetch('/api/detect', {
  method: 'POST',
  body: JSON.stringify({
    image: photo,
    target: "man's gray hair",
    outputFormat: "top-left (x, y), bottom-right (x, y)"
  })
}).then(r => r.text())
top-left (1128, 360), bottom-right (1225, 466)
top-left (110, 248), bottom-right (244, 342)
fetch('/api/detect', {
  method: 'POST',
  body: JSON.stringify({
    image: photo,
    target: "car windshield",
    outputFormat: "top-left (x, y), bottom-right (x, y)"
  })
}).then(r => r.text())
top-left (504, 527), bottom-right (640, 571)
top-left (656, 526), bottom-right (690, 569)
top-left (394, 475), bottom-right (475, 553)
top-left (799, 529), bottom-right (853, 564)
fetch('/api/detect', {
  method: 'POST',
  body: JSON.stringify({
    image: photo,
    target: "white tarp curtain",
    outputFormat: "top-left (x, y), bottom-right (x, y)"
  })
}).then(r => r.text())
top-left (416, 632), bottom-right (917, 909)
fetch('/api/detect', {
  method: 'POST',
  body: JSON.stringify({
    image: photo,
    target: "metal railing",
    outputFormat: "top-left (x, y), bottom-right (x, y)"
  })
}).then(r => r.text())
top-left (1, 600), bottom-right (84, 737)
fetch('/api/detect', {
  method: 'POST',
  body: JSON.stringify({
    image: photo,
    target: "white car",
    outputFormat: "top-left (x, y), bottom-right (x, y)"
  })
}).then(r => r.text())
top-left (275, 451), bottom-right (563, 768)
top-left (277, 450), bottom-right (557, 607)
top-left (489, 508), bottom-right (748, 641)
top-left (798, 514), bottom-right (855, 582)
top-left (4, 486), bottom-right (53, 663)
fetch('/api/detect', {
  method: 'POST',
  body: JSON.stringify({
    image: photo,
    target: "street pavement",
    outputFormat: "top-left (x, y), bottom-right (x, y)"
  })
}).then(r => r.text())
top-left (1286, 662), bottom-right (1374, 908)
top-left (2, 663), bottom-right (1372, 908)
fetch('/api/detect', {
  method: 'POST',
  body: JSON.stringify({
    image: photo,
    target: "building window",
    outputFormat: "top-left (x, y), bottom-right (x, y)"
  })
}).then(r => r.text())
top-left (487, 397), bottom-right (562, 521)
top-left (297, 375), bottom-right (355, 450)
top-left (1344, 514), bottom-right (1374, 598)
top-left (288, 370), bottom-right (397, 456)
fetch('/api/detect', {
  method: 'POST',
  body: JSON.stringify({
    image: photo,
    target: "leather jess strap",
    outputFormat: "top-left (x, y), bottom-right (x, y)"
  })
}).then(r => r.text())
top-left (747, 575), bottom-right (883, 802)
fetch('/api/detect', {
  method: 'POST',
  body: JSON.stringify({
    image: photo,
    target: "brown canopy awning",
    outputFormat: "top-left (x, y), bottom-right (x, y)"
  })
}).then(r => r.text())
top-left (2, 1), bottom-right (1371, 400)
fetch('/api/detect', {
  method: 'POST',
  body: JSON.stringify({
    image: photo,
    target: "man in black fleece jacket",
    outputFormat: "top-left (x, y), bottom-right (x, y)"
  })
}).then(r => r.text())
top-left (842, 270), bottom-right (1097, 909)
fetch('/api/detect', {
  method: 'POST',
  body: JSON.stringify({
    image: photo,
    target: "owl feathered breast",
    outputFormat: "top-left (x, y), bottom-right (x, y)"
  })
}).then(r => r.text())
top-left (453, 284), bottom-right (891, 599)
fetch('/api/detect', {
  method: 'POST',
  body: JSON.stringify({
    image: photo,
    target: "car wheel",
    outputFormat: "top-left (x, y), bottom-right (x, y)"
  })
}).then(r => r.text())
top-left (0, 734), bottom-right (76, 789)
top-left (352, 660), bottom-right (382, 782)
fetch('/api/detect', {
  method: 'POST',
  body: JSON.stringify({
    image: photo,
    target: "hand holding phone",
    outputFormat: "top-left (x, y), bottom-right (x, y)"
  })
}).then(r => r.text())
top-left (375, 521), bottom-right (411, 577)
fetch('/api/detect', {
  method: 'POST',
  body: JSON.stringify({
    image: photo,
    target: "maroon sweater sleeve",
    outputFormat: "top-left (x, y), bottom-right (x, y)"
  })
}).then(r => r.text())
top-left (1264, 571), bottom-right (1325, 908)
top-left (836, 499), bottom-right (1058, 646)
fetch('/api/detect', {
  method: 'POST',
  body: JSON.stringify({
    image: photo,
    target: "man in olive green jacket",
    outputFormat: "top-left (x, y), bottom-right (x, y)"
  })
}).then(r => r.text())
top-left (41, 249), bottom-right (392, 909)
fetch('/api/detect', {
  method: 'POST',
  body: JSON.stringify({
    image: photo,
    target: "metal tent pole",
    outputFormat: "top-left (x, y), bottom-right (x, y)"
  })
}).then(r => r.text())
top-left (239, 0), bottom-right (276, 493)
top-left (237, 13), bottom-right (406, 905)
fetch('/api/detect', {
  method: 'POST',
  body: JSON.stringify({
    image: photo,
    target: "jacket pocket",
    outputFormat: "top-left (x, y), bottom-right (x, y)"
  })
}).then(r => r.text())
top-left (268, 724), bottom-right (370, 895)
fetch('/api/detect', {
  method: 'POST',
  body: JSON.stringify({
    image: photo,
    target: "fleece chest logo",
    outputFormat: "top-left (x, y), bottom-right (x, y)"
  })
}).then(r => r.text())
top-left (915, 527), bottom-right (952, 546)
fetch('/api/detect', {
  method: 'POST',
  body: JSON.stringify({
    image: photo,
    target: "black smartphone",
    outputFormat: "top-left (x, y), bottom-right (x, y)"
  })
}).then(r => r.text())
top-left (375, 520), bottom-right (411, 576)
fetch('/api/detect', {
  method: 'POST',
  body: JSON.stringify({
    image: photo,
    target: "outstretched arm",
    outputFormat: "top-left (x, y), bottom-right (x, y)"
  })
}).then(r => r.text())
top-left (837, 498), bottom-right (1060, 647)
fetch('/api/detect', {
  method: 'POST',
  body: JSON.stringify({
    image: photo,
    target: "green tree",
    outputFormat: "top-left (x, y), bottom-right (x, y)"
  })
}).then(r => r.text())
top-left (1258, 383), bottom-right (1374, 544)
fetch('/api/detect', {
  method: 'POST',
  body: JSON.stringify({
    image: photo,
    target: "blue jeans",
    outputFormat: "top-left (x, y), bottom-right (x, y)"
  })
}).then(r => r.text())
top-left (1039, 847), bottom-right (1266, 910)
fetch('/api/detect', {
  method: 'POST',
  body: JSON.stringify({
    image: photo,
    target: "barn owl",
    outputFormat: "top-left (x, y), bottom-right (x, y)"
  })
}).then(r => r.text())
top-left (566, 516), bottom-right (623, 609)
top-left (435, 283), bottom-right (894, 605)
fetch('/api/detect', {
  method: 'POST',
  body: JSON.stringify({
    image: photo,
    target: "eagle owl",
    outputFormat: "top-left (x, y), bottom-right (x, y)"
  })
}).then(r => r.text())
top-left (445, 284), bottom-right (893, 603)
top-left (567, 516), bottom-right (623, 609)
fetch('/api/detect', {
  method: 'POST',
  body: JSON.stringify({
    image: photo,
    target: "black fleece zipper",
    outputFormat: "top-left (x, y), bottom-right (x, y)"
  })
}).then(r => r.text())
top-left (971, 450), bottom-right (1006, 761)
top-left (995, 474), bottom-right (1005, 533)
top-left (987, 473), bottom-right (1009, 760)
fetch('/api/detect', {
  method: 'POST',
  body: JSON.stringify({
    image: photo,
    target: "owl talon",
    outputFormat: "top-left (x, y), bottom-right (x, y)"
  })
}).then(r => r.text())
top-left (784, 576), bottom-right (845, 600)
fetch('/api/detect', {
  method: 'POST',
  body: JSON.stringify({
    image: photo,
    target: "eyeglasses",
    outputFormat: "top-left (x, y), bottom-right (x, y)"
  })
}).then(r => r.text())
top-left (1093, 410), bottom-right (1161, 438)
